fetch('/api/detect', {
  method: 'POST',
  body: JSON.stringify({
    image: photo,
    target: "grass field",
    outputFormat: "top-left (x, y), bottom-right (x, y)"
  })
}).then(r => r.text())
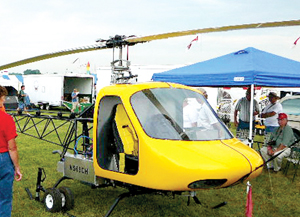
top-left (10, 119), bottom-right (300, 217)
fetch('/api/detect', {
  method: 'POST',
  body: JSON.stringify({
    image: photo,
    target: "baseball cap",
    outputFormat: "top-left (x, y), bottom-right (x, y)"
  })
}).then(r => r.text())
top-left (268, 92), bottom-right (280, 99)
top-left (278, 113), bottom-right (288, 120)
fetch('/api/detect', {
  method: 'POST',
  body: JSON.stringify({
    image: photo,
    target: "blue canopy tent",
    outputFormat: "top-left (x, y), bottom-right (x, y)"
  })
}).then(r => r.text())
top-left (152, 47), bottom-right (300, 147)
top-left (152, 47), bottom-right (300, 87)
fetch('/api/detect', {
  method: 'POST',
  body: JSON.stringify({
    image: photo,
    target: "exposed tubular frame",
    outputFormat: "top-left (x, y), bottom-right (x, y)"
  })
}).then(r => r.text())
top-left (10, 112), bottom-right (93, 159)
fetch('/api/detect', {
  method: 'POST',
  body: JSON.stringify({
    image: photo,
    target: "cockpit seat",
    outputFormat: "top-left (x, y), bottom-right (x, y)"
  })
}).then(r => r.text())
top-left (113, 104), bottom-right (138, 174)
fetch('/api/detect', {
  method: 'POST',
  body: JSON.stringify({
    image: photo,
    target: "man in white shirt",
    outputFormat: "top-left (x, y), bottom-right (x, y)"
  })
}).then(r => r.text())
top-left (261, 92), bottom-right (282, 133)
top-left (183, 99), bottom-right (198, 128)
top-left (196, 88), bottom-right (218, 130)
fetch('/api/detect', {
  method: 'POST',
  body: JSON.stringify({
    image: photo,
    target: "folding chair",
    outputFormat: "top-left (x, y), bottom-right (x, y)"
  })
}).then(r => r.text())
top-left (283, 145), bottom-right (300, 182)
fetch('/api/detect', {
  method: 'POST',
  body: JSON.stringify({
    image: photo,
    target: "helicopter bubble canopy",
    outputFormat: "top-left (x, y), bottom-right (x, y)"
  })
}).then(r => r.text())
top-left (131, 88), bottom-right (232, 141)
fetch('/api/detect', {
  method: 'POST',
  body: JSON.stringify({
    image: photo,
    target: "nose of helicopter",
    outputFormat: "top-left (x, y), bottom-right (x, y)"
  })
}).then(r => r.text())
top-left (220, 139), bottom-right (264, 185)
top-left (187, 139), bottom-right (264, 188)
top-left (143, 138), bottom-right (264, 190)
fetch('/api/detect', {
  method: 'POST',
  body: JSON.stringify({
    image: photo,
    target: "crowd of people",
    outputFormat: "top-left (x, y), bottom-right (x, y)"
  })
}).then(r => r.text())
top-left (181, 86), bottom-right (296, 174)
top-left (233, 88), bottom-right (296, 173)
top-left (12, 85), bottom-right (83, 114)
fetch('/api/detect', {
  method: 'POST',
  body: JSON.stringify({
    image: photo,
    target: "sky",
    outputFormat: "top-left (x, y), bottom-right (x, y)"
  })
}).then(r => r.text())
top-left (0, 0), bottom-right (300, 76)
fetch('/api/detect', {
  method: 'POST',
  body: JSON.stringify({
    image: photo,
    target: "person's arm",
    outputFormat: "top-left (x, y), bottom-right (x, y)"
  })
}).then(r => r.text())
top-left (8, 138), bottom-right (22, 181)
top-left (253, 101), bottom-right (260, 116)
top-left (270, 127), bottom-right (293, 155)
top-left (233, 99), bottom-right (242, 127)
top-left (72, 92), bottom-right (79, 99)
top-left (190, 106), bottom-right (198, 127)
top-left (274, 144), bottom-right (286, 153)
top-left (234, 110), bottom-right (239, 127)
top-left (269, 144), bottom-right (286, 155)
top-left (261, 111), bottom-right (276, 118)
top-left (21, 90), bottom-right (26, 97)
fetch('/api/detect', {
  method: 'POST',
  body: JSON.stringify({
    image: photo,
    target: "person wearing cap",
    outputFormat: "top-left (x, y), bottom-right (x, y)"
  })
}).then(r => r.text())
top-left (260, 113), bottom-right (295, 172)
top-left (234, 88), bottom-right (260, 132)
top-left (260, 92), bottom-right (283, 133)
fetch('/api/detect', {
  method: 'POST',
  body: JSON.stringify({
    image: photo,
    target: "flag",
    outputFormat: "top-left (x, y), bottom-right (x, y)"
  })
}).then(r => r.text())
top-left (187, 36), bottom-right (198, 49)
top-left (294, 37), bottom-right (300, 45)
top-left (245, 185), bottom-right (253, 217)
top-left (86, 62), bottom-right (90, 74)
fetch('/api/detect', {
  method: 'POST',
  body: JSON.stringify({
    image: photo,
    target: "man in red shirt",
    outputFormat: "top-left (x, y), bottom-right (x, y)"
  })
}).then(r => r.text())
top-left (0, 86), bottom-right (22, 216)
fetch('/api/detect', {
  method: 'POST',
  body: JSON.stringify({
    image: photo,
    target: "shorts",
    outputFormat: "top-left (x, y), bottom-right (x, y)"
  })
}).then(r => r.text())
top-left (72, 102), bottom-right (81, 110)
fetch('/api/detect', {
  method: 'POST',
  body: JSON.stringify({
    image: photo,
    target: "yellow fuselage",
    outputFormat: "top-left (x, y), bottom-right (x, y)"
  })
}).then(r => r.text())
top-left (93, 82), bottom-right (263, 191)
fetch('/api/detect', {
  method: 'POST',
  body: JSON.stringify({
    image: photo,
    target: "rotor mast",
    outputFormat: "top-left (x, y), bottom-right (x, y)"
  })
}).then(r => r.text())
top-left (101, 35), bottom-right (138, 84)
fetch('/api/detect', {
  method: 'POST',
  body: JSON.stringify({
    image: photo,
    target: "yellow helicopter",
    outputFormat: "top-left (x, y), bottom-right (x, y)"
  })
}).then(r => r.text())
top-left (2, 19), bottom-right (300, 216)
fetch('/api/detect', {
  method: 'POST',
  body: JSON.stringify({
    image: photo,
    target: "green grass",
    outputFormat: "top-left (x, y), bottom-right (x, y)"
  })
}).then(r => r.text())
top-left (11, 123), bottom-right (300, 217)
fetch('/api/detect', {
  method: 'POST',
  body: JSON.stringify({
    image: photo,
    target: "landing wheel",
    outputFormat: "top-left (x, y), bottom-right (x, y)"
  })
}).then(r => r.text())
top-left (59, 186), bottom-right (75, 211)
top-left (43, 188), bottom-right (62, 213)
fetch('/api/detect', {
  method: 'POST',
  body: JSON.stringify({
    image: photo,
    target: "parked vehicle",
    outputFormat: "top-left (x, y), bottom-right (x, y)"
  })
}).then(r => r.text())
top-left (279, 95), bottom-right (300, 131)
top-left (0, 74), bottom-right (22, 109)
top-left (23, 74), bottom-right (94, 110)
top-left (3, 86), bottom-right (19, 109)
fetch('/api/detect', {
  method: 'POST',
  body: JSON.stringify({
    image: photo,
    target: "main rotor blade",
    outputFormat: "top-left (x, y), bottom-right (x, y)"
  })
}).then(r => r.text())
top-left (0, 44), bottom-right (106, 71)
top-left (1, 19), bottom-right (300, 71)
top-left (126, 19), bottom-right (300, 43)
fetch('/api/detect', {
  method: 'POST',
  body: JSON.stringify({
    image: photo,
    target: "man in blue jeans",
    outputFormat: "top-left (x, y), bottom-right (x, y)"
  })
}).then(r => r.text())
top-left (0, 110), bottom-right (22, 216)
top-left (17, 85), bottom-right (28, 112)
top-left (234, 88), bottom-right (260, 131)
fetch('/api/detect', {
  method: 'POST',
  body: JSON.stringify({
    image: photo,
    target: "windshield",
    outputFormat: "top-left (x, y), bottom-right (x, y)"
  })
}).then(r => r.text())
top-left (131, 88), bottom-right (232, 141)
top-left (282, 98), bottom-right (300, 115)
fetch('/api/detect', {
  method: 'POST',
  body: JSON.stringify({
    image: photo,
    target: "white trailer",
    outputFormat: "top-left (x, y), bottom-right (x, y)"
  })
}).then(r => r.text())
top-left (0, 74), bottom-right (22, 91)
top-left (0, 74), bottom-right (23, 109)
top-left (23, 74), bottom-right (94, 109)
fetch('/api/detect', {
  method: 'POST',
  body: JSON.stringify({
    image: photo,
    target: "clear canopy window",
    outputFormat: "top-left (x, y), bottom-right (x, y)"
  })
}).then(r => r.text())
top-left (131, 88), bottom-right (232, 141)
